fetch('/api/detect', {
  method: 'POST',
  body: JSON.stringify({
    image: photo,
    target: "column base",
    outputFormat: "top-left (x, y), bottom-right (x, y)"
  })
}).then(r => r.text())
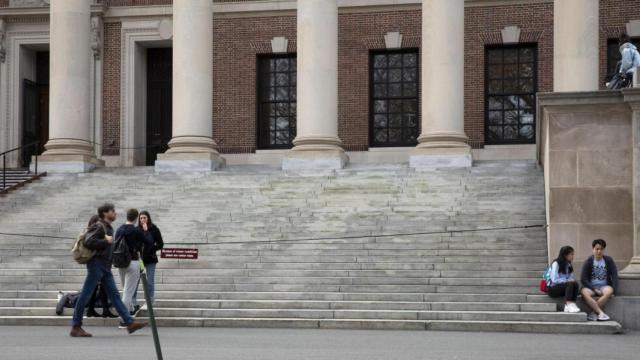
top-left (282, 136), bottom-right (349, 170)
top-left (620, 257), bottom-right (640, 280)
top-left (155, 152), bottom-right (226, 172)
top-left (32, 154), bottom-right (105, 173)
top-left (409, 147), bottom-right (472, 170)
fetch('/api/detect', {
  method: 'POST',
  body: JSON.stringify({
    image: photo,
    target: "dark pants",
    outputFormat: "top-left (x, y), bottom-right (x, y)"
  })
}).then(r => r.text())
top-left (87, 282), bottom-right (109, 313)
top-left (548, 281), bottom-right (579, 302)
top-left (72, 259), bottom-right (133, 326)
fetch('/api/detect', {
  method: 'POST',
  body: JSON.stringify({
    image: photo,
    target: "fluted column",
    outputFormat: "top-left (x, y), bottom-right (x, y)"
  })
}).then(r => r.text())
top-left (282, 0), bottom-right (348, 170)
top-left (38, 0), bottom-right (104, 173)
top-left (553, 0), bottom-right (599, 92)
top-left (409, 0), bottom-right (471, 169)
top-left (155, 0), bottom-right (225, 172)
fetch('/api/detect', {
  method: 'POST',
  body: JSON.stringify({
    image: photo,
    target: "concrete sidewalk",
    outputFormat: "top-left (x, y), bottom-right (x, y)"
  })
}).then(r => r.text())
top-left (0, 326), bottom-right (638, 360)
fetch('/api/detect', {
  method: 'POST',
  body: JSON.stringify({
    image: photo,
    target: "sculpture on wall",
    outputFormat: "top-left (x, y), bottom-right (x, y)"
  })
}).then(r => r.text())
top-left (90, 15), bottom-right (102, 60)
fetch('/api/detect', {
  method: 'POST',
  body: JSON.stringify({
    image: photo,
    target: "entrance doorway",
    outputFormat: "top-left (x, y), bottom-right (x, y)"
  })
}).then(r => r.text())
top-left (146, 48), bottom-right (172, 166)
top-left (21, 51), bottom-right (49, 168)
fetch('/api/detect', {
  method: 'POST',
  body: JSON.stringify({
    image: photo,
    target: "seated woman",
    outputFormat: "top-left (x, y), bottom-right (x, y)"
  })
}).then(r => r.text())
top-left (547, 246), bottom-right (580, 313)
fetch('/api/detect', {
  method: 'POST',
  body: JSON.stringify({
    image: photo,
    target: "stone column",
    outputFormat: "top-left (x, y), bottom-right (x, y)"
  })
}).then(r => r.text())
top-left (409, 0), bottom-right (471, 169)
top-left (38, 0), bottom-right (104, 173)
top-left (623, 89), bottom-right (640, 278)
top-left (282, 0), bottom-right (348, 170)
top-left (155, 0), bottom-right (225, 172)
top-left (553, 0), bottom-right (599, 92)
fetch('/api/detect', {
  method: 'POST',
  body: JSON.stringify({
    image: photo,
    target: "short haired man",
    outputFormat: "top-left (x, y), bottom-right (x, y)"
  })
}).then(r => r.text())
top-left (70, 203), bottom-right (147, 337)
top-left (580, 239), bottom-right (619, 321)
top-left (115, 208), bottom-right (145, 326)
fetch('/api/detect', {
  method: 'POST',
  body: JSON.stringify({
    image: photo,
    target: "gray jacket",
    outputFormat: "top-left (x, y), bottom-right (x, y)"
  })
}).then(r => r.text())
top-left (620, 42), bottom-right (640, 74)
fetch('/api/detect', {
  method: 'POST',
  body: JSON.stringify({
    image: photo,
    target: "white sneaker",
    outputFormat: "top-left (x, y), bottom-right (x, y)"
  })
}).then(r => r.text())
top-left (597, 312), bottom-right (611, 321)
top-left (587, 312), bottom-right (598, 321)
top-left (564, 303), bottom-right (580, 313)
top-left (140, 304), bottom-right (148, 311)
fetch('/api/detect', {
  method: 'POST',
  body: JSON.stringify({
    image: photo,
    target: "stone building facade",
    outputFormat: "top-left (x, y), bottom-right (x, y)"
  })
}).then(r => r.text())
top-left (0, 0), bottom-right (639, 170)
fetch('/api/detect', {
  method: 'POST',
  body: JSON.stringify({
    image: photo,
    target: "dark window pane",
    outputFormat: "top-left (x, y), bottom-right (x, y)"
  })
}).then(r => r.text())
top-left (488, 111), bottom-right (503, 125)
top-left (488, 96), bottom-right (503, 110)
top-left (389, 128), bottom-right (402, 143)
top-left (389, 113), bottom-right (402, 127)
top-left (276, 73), bottom-right (289, 86)
top-left (291, 72), bottom-right (297, 85)
top-left (374, 129), bottom-right (388, 143)
top-left (276, 117), bottom-right (289, 130)
top-left (275, 131), bottom-right (289, 144)
top-left (389, 100), bottom-right (403, 113)
top-left (488, 65), bottom-right (502, 79)
top-left (403, 83), bottom-right (417, 97)
top-left (488, 80), bottom-right (502, 94)
top-left (520, 125), bottom-right (534, 140)
top-left (374, 114), bottom-right (387, 127)
top-left (504, 49), bottom-right (518, 63)
top-left (504, 64), bottom-right (518, 79)
top-left (403, 53), bottom-right (417, 67)
top-left (269, 117), bottom-right (276, 131)
top-left (519, 47), bottom-right (534, 62)
top-left (520, 110), bottom-right (534, 124)
top-left (504, 126), bottom-right (518, 139)
top-left (275, 87), bottom-right (289, 100)
top-left (488, 50), bottom-right (502, 64)
top-left (374, 100), bottom-right (388, 113)
top-left (389, 83), bottom-right (402, 97)
top-left (374, 55), bottom-right (388, 68)
top-left (504, 96), bottom-right (518, 110)
top-left (488, 126), bottom-right (502, 141)
top-left (504, 110), bottom-right (518, 125)
top-left (519, 95), bottom-right (534, 109)
top-left (403, 68), bottom-right (417, 82)
top-left (519, 63), bottom-right (534, 78)
top-left (374, 69), bottom-right (388, 83)
top-left (276, 103), bottom-right (289, 116)
top-left (374, 84), bottom-right (387, 97)
top-left (519, 78), bottom-right (534, 93)
top-left (389, 69), bottom-right (402, 82)
top-left (276, 58), bottom-right (289, 72)
top-left (403, 113), bottom-right (418, 128)
top-left (504, 79), bottom-right (518, 93)
top-left (403, 100), bottom-right (418, 113)
top-left (389, 54), bottom-right (402, 67)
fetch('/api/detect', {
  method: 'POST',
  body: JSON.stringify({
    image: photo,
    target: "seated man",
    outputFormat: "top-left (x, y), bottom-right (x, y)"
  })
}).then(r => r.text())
top-left (580, 239), bottom-right (619, 321)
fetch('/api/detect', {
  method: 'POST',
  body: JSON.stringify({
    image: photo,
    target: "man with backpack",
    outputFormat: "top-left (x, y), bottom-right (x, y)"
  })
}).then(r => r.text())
top-left (70, 203), bottom-right (147, 337)
top-left (113, 208), bottom-right (145, 324)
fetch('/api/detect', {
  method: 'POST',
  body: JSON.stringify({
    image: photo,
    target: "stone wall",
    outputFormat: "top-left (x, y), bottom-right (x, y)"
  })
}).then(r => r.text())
top-left (538, 91), bottom-right (634, 272)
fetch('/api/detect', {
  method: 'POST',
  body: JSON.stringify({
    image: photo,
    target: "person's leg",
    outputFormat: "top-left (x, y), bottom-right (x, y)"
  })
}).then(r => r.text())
top-left (145, 263), bottom-right (156, 304)
top-left (101, 267), bottom-right (134, 325)
top-left (581, 287), bottom-right (602, 314)
top-left (86, 285), bottom-right (100, 316)
top-left (564, 282), bottom-right (578, 303)
top-left (122, 261), bottom-right (141, 313)
top-left (71, 261), bottom-right (102, 327)
top-left (596, 285), bottom-right (614, 309)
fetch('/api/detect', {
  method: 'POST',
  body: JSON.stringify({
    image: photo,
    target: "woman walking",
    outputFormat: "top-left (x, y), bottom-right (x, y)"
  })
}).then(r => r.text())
top-left (138, 211), bottom-right (164, 304)
top-left (547, 246), bottom-right (581, 313)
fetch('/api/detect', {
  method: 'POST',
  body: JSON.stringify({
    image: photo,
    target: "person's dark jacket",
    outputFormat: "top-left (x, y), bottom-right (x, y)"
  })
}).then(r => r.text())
top-left (83, 220), bottom-right (114, 265)
top-left (141, 225), bottom-right (164, 264)
top-left (580, 255), bottom-right (619, 294)
top-left (114, 224), bottom-right (144, 261)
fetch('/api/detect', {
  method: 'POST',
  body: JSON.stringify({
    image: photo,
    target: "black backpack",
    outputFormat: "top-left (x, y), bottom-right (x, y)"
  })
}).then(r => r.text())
top-left (112, 234), bottom-right (132, 268)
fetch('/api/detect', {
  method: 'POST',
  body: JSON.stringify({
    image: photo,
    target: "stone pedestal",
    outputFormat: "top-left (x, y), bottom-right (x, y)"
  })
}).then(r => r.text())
top-left (282, 0), bottom-right (348, 170)
top-left (409, 0), bottom-right (471, 170)
top-left (40, 0), bottom-right (102, 172)
top-left (155, 0), bottom-right (225, 172)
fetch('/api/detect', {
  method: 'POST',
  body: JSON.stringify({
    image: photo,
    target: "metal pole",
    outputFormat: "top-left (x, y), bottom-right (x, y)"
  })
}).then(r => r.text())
top-left (140, 268), bottom-right (163, 360)
top-left (2, 155), bottom-right (5, 189)
top-left (34, 144), bottom-right (38, 174)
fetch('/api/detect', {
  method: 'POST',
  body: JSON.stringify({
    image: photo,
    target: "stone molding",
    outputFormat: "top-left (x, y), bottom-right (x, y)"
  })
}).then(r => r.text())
top-left (120, 19), bottom-right (170, 166)
top-left (270, 36), bottom-right (288, 54)
top-left (479, 29), bottom-right (544, 45)
top-left (362, 34), bottom-right (419, 49)
top-left (626, 20), bottom-right (640, 38)
top-left (384, 31), bottom-right (402, 49)
top-left (501, 25), bottom-right (520, 44)
top-left (249, 38), bottom-right (296, 54)
top-left (90, 15), bottom-right (102, 60)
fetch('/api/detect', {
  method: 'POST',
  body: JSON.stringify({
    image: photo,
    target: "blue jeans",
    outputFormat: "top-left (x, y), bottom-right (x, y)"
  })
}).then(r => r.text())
top-left (133, 262), bottom-right (157, 304)
top-left (72, 259), bottom-right (133, 326)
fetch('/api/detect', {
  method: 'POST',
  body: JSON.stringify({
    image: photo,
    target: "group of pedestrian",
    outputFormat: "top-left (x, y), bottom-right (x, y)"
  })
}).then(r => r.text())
top-left (546, 239), bottom-right (618, 321)
top-left (70, 203), bottom-right (163, 338)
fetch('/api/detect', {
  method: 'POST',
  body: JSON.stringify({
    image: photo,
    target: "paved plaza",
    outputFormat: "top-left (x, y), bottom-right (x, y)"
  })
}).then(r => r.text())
top-left (0, 327), bottom-right (638, 360)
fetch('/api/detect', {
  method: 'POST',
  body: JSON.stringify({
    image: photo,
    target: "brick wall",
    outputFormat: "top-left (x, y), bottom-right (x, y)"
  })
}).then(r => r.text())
top-left (102, 22), bottom-right (121, 156)
top-left (99, 2), bottom-right (640, 155)
top-left (465, 3), bottom-right (554, 148)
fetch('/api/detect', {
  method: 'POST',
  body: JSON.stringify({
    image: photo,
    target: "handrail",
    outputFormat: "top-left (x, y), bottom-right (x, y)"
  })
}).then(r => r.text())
top-left (1, 141), bottom-right (40, 190)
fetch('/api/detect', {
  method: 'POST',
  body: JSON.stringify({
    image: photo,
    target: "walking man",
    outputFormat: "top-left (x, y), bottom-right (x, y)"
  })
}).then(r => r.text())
top-left (70, 203), bottom-right (147, 337)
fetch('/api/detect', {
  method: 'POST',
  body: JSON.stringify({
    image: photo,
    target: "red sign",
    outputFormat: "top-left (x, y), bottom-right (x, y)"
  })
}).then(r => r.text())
top-left (161, 248), bottom-right (198, 259)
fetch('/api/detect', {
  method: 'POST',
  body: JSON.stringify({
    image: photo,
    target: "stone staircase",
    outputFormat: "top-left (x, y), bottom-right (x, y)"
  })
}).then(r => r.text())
top-left (0, 169), bottom-right (46, 195)
top-left (0, 162), bottom-right (622, 333)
